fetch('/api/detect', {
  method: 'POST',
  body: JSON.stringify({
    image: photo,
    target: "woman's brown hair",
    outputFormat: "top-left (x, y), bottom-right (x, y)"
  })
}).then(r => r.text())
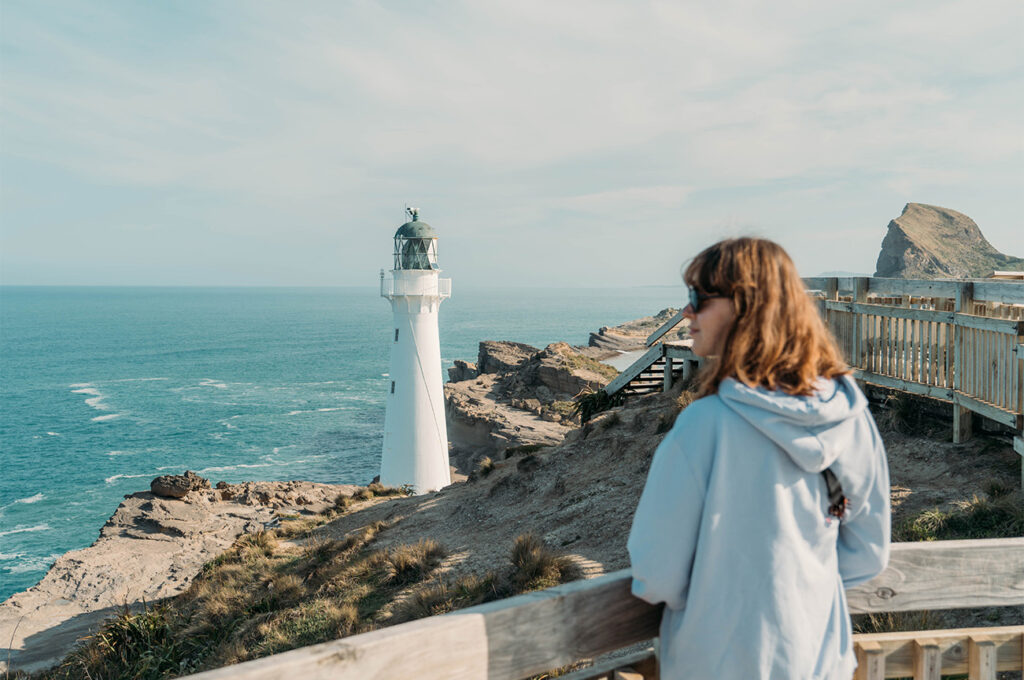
top-left (682, 237), bottom-right (849, 397)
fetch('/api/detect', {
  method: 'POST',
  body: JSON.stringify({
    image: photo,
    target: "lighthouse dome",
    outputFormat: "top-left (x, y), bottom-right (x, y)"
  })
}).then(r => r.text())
top-left (394, 220), bottom-right (437, 239)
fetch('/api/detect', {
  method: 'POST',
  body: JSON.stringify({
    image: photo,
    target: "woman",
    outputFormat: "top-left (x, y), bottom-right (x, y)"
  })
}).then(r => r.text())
top-left (627, 238), bottom-right (890, 680)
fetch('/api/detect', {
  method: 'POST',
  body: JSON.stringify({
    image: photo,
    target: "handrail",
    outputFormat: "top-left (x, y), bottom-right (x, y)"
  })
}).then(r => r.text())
top-left (180, 538), bottom-right (1024, 680)
top-left (802, 276), bottom-right (1024, 307)
top-left (645, 309), bottom-right (686, 347)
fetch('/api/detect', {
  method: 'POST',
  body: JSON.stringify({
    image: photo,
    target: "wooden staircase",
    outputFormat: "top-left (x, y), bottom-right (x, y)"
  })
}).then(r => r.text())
top-left (621, 357), bottom-right (683, 396)
top-left (602, 308), bottom-right (699, 399)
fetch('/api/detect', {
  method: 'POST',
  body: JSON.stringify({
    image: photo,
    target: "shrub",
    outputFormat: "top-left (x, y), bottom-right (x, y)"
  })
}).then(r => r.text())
top-left (572, 389), bottom-right (625, 424)
top-left (894, 493), bottom-right (1024, 541)
top-left (472, 456), bottom-right (496, 480)
top-left (509, 533), bottom-right (581, 592)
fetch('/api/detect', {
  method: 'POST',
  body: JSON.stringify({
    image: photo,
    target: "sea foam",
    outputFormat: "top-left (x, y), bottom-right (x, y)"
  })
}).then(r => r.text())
top-left (0, 524), bottom-right (50, 538)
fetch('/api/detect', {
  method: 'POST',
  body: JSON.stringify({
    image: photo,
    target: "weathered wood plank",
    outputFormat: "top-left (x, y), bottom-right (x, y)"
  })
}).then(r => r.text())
top-left (867, 278), bottom-right (959, 299)
top-left (856, 640), bottom-right (886, 680)
top-left (968, 636), bottom-right (997, 680)
top-left (846, 538), bottom-right (1024, 613)
top-left (913, 638), bottom-right (941, 680)
top-left (954, 283), bottom-right (974, 443)
top-left (952, 392), bottom-right (1021, 429)
top-left (853, 626), bottom-right (1023, 677)
top-left (557, 649), bottom-right (656, 680)
top-left (974, 281), bottom-right (1024, 306)
top-left (851, 369), bottom-right (954, 402)
top-left (954, 313), bottom-right (1024, 334)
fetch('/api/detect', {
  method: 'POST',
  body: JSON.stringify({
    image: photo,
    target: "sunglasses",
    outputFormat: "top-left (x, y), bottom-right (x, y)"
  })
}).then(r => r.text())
top-left (688, 288), bottom-right (726, 312)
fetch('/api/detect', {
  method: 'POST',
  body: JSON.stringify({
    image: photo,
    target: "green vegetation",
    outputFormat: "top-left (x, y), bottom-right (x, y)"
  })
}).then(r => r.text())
top-left (558, 352), bottom-right (619, 382)
top-left (572, 389), bottom-right (625, 424)
top-left (470, 456), bottom-right (496, 480)
top-left (893, 492), bottom-right (1024, 541)
top-left (34, 517), bottom-right (580, 680)
top-left (394, 533), bottom-right (581, 624)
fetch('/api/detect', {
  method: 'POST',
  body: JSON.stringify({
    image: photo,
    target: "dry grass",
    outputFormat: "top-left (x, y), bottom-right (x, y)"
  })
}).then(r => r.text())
top-left (893, 492), bottom-right (1024, 541)
top-left (471, 456), bottom-right (496, 480)
top-left (32, 516), bottom-right (453, 680)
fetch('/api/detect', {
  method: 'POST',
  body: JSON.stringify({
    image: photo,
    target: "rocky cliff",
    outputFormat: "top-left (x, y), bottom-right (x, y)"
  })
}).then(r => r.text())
top-left (874, 203), bottom-right (1023, 279)
top-left (445, 341), bottom-right (619, 471)
top-left (0, 476), bottom-right (355, 673)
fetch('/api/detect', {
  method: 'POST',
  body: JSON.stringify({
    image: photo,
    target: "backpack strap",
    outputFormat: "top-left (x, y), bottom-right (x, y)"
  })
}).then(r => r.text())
top-left (822, 468), bottom-right (848, 518)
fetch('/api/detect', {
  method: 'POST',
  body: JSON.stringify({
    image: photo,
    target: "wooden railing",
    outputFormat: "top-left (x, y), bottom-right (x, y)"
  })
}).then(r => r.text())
top-left (803, 277), bottom-right (1024, 490)
top-left (182, 538), bottom-right (1024, 680)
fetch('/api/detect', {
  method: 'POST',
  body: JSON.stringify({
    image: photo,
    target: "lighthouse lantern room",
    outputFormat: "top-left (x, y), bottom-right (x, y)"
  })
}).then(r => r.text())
top-left (379, 208), bottom-right (451, 493)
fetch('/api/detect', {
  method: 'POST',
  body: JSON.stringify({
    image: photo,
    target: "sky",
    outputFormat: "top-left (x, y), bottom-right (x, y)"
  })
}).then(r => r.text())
top-left (1, 0), bottom-right (1022, 287)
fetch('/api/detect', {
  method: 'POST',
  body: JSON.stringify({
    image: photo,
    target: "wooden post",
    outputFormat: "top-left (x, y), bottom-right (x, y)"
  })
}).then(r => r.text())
top-left (968, 635), bottom-right (996, 680)
top-left (913, 638), bottom-right (941, 680)
top-left (954, 282), bottom-right (974, 443)
top-left (855, 640), bottom-right (885, 680)
top-left (852, 278), bottom-right (869, 371)
top-left (663, 356), bottom-right (673, 392)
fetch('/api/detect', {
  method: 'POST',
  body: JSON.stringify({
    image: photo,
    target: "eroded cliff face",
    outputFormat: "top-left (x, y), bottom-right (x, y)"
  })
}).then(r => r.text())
top-left (444, 341), bottom-right (618, 471)
top-left (874, 203), bottom-right (1023, 278)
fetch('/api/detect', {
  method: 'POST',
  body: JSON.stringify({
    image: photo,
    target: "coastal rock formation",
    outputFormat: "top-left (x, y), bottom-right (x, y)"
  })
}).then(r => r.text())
top-left (874, 203), bottom-right (1024, 279)
top-left (588, 308), bottom-right (686, 351)
top-left (445, 341), bottom-right (619, 469)
top-left (476, 340), bottom-right (538, 374)
top-left (151, 470), bottom-right (211, 498)
top-left (0, 479), bottom-right (356, 674)
top-left (447, 359), bottom-right (478, 382)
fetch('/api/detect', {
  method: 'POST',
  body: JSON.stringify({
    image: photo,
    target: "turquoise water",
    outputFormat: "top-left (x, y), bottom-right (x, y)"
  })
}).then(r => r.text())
top-left (0, 285), bottom-right (684, 600)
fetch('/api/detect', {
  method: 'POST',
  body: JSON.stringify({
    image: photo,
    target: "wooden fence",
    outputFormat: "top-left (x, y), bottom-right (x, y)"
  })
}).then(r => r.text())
top-left (803, 278), bottom-right (1024, 486)
top-left (612, 276), bottom-right (1024, 478)
top-left (182, 538), bottom-right (1024, 680)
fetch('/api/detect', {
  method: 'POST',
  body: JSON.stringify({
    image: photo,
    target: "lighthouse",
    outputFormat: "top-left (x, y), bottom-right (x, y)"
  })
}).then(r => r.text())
top-left (379, 208), bottom-right (452, 493)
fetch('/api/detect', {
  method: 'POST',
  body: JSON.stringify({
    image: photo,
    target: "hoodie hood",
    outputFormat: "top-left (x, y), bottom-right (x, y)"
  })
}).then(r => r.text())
top-left (717, 374), bottom-right (868, 473)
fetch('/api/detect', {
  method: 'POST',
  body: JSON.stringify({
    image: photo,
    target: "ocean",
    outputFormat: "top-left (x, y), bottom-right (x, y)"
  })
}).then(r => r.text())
top-left (0, 285), bottom-right (684, 601)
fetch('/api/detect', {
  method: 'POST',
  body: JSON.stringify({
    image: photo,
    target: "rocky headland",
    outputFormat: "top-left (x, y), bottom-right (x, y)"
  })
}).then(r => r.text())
top-left (0, 476), bottom-right (356, 674)
top-left (874, 203), bottom-right (1024, 278)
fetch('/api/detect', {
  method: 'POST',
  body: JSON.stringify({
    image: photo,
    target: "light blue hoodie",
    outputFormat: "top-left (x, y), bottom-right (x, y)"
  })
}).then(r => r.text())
top-left (628, 375), bottom-right (890, 680)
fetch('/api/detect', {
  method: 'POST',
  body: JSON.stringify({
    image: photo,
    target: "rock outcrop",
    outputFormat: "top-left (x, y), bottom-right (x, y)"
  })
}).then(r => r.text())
top-left (151, 470), bottom-right (211, 498)
top-left (874, 203), bottom-right (1024, 279)
top-left (476, 341), bottom-right (538, 374)
top-left (588, 308), bottom-right (686, 350)
top-left (0, 478), bottom-right (356, 674)
top-left (445, 341), bottom-right (619, 469)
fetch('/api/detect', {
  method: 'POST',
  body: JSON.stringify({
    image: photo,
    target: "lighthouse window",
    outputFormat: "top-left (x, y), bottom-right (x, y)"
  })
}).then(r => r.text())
top-left (394, 328), bottom-right (399, 342)
top-left (390, 381), bottom-right (395, 394)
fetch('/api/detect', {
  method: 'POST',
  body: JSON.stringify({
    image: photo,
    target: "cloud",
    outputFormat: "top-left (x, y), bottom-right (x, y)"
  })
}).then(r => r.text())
top-left (1, 0), bottom-right (1021, 285)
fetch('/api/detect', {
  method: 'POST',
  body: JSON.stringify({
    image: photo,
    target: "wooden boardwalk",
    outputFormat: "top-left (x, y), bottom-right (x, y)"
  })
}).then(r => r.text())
top-left (606, 276), bottom-right (1024, 482)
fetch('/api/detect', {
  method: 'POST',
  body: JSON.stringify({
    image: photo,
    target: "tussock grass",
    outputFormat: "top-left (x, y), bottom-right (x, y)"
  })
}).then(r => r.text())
top-left (572, 389), bottom-right (625, 424)
top-left (893, 492), bottom-right (1024, 541)
top-left (509, 533), bottom-right (582, 591)
top-left (395, 534), bottom-right (581, 625)
top-left (471, 456), bottom-right (496, 480)
top-left (33, 518), bottom-right (454, 680)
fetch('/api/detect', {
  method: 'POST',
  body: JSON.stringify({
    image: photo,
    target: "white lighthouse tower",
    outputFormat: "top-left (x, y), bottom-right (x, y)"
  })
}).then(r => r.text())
top-left (379, 208), bottom-right (452, 494)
